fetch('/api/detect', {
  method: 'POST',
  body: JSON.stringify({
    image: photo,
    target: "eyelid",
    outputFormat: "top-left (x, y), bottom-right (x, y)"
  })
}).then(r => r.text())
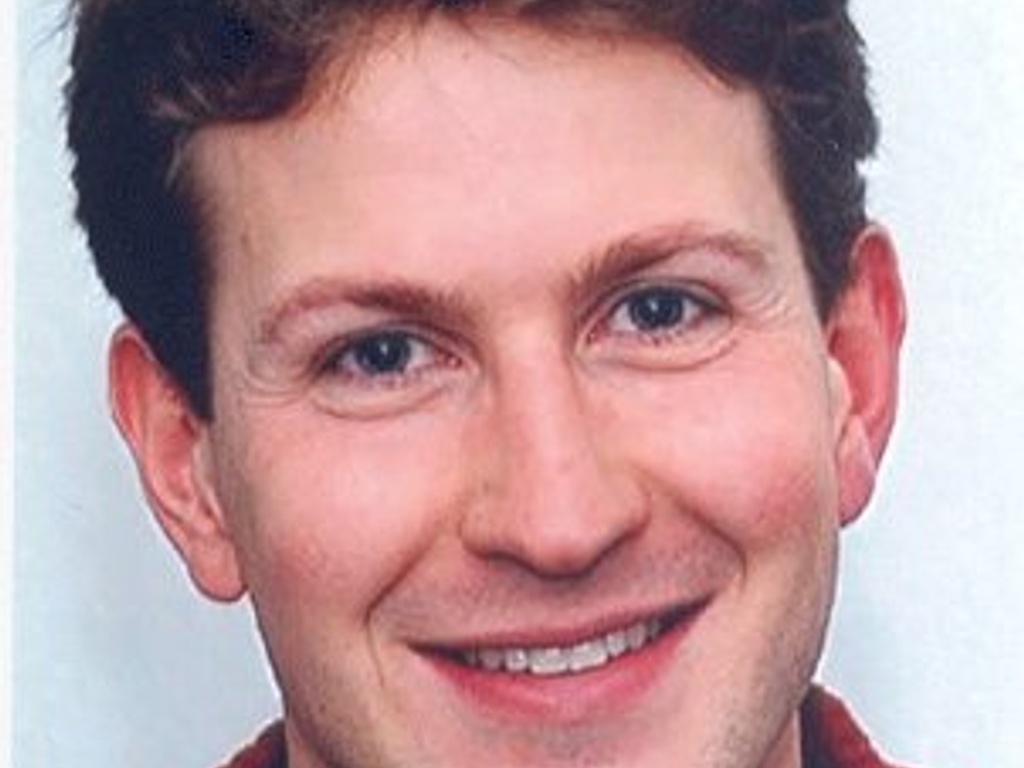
top-left (585, 278), bottom-right (724, 340)
top-left (316, 317), bottom-right (478, 405)
top-left (315, 325), bottom-right (449, 378)
top-left (299, 322), bottom-right (472, 420)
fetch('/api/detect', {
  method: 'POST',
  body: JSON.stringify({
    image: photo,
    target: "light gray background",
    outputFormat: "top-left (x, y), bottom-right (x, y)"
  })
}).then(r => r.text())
top-left (15, 1), bottom-right (1024, 767)
top-left (2, 3), bottom-right (14, 764)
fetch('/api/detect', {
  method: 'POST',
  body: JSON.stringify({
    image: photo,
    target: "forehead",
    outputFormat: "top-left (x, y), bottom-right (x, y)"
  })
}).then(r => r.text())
top-left (189, 19), bottom-right (800, 301)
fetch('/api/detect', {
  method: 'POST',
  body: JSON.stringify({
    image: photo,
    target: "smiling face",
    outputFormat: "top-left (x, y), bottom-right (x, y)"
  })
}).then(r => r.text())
top-left (115, 17), bottom-right (902, 768)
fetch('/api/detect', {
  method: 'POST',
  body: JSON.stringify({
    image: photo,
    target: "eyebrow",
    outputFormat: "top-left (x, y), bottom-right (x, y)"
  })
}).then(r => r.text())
top-left (571, 224), bottom-right (770, 302)
top-left (255, 224), bottom-right (770, 345)
top-left (256, 277), bottom-right (476, 346)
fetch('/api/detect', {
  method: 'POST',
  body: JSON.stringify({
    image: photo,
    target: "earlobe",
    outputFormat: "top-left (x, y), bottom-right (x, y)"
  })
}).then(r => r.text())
top-left (833, 403), bottom-right (878, 526)
top-left (109, 324), bottom-right (246, 602)
top-left (826, 226), bottom-right (907, 526)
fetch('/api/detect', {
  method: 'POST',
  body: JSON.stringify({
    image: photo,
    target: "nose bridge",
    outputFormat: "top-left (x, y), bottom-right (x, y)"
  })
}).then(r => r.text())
top-left (462, 338), bottom-right (648, 576)
top-left (504, 352), bottom-right (592, 494)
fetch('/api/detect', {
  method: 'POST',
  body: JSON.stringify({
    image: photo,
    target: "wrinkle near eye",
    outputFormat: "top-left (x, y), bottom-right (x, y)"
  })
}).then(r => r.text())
top-left (582, 279), bottom-right (735, 373)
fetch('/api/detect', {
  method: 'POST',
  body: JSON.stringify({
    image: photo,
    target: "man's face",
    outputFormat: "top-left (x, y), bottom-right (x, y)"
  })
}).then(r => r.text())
top-left (190, 20), bottom-right (858, 768)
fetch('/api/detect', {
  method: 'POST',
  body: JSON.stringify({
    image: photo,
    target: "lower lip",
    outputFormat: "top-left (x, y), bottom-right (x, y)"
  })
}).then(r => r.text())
top-left (423, 608), bottom-right (702, 723)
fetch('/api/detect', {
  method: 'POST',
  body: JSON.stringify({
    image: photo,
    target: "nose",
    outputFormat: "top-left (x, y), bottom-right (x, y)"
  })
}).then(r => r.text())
top-left (460, 347), bottom-right (649, 578)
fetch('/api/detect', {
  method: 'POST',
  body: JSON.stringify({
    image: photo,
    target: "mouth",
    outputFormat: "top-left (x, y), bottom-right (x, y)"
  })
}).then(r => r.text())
top-left (430, 602), bottom-right (701, 680)
top-left (418, 601), bottom-right (706, 720)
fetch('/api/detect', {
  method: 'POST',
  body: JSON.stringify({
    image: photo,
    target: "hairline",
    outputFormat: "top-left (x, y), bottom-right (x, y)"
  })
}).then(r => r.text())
top-left (174, 9), bottom-right (809, 346)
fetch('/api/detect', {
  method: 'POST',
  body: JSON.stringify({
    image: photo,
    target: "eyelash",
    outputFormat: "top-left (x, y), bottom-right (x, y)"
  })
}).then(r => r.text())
top-left (317, 328), bottom-right (453, 386)
top-left (314, 283), bottom-right (725, 388)
top-left (595, 282), bottom-right (724, 345)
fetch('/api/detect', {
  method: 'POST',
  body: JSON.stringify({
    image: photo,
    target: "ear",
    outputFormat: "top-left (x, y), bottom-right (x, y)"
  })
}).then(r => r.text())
top-left (109, 323), bottom-right (246, 602)
top-left (825, 225), bottom-right (907, 526)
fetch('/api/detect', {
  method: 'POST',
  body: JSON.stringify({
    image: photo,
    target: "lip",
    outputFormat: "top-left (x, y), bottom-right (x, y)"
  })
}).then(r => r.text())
top-left (416, 600), bottom-right (708, 723)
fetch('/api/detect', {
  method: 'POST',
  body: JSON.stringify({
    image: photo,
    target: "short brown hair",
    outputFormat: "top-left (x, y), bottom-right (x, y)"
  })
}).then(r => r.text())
top-left (67, 0), bottom-right (878, 418)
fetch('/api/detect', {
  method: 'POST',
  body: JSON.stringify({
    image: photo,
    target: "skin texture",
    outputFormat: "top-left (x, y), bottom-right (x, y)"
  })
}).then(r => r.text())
top-left (110, 19), bottom-right (905, 768)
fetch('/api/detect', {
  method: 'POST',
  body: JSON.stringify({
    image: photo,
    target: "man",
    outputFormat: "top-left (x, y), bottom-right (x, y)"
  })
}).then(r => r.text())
top-left (65, 1), bottom-right (907, 767)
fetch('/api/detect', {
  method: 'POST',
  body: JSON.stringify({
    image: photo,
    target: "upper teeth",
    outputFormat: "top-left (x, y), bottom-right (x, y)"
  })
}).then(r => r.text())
top-left (462, 618), bottom-right (662, 677)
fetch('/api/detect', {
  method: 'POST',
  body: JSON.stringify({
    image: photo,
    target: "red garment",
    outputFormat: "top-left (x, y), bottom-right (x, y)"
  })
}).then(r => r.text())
top-left (800, 687), bottom-right (907, 768)
top-left (219, 687), bottom-right (904, 768)
top-left (218, 721), bottom-right (286, 768)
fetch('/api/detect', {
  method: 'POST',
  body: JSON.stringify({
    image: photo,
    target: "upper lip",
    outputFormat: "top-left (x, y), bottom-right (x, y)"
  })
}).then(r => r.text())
top-left (414, 597), bottom-right (708, 653)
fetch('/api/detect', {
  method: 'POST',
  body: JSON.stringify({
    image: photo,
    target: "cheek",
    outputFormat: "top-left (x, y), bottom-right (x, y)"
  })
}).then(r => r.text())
top-left (213, 410), bottom-right (468, 620)
top-left (605, 351), bottom-right (839, 548)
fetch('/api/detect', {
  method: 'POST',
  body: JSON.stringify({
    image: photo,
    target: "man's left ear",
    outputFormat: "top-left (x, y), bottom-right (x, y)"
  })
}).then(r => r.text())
top-left (826, 225), bottom-right (907, 526)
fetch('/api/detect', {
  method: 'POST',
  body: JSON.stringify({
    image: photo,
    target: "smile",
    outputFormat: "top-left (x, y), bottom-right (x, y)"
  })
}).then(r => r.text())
top-left (442, 598), bottom-right (712, 675)
top-left (425, 602), bottom-right (707, 720)
top-left (460, 617), bottom-right (664, 677)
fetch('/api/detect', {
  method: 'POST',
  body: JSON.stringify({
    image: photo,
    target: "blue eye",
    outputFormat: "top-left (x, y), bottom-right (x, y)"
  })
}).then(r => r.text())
top-left (309, 327), bottom-right (465, 417)
top-left (592, 283), bottom-right (730, 369)
top-left (323, 330), bottom-right (434, 381)
top-left (350, 332), bottom-right (414, 376)
top-left (607, 285), bottom-right (716, 337)
top-left (625, 287), bottom-right (689, 331)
